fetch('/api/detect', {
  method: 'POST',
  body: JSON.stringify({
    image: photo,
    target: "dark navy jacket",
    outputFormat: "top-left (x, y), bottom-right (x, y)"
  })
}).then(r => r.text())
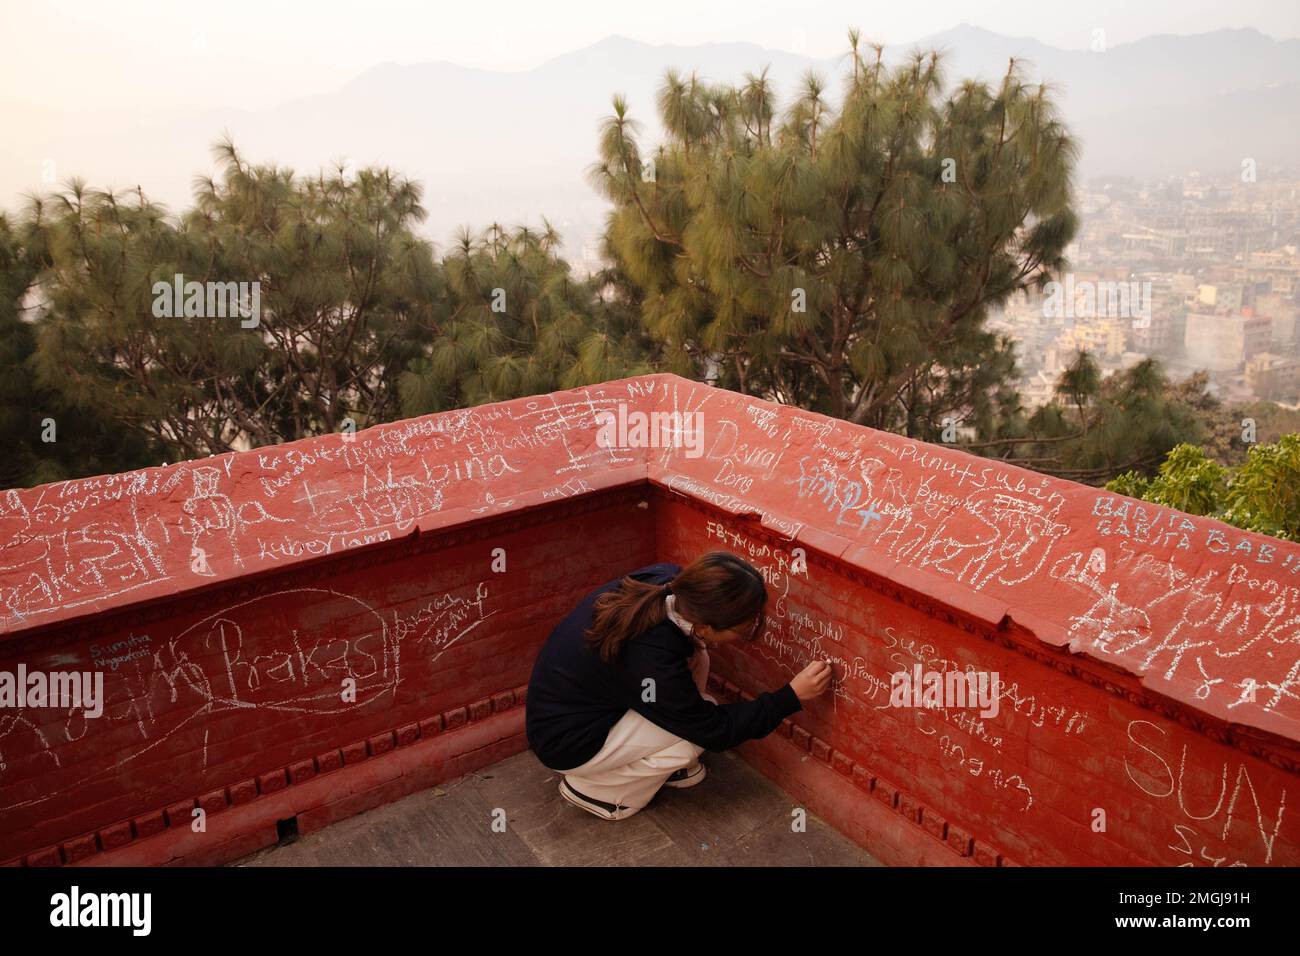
top-left (525, 562), bottom-right (802, 771)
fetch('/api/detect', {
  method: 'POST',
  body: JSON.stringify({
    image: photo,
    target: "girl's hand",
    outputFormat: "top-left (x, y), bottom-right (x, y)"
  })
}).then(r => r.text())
top-left (790, 660), bottom-right (833, 701)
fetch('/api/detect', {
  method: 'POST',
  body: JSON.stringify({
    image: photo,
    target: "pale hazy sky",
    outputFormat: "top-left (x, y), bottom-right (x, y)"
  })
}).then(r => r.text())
top-left (2, 0), bottom-right (1297, 116)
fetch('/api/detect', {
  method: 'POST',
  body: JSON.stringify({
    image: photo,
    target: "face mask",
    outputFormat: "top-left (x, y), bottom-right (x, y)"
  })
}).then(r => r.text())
top-left (664, 594), bottom-right (695, 637)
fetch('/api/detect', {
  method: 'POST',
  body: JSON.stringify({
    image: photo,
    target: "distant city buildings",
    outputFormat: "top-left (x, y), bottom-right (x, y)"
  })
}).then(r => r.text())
top-left (1184, 309), bottom-right (1272, 371)
top-left (992, 171), bottom-right (1300, 408)
top-left (1246, 353), bottom-right (1300, 402)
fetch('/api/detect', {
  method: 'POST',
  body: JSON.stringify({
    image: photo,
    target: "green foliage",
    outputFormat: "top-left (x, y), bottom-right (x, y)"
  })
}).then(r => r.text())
top-left (0, 212), bottom-right (154, 486)
top-left (1224, 401), bottom-right (1300, 462)
top-left (590, 34), bottom-right (1079, 433)
top-left (4, 140), bottom-right (650, 480)
top-left (0, 39), bottom-right (1239, 501)
top-left (23, 141), bottom-right (441, 459)
top-left (1222, 434), bottom-right (1300, 541)
top-left (972, 353), bottom-right (1212, 485)
top-left (1109, 444), bottom-right (1227, 515)
top-left (1106, 436), bottom-right (1300, 542)
top-left (400, 222), bottom-right (655, 415)
top-left (1104, 470), bottom-right (1152, 501)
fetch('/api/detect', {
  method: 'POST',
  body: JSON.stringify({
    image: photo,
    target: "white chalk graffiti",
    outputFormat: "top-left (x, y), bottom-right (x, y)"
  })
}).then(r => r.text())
top-left (1126, 719), bottom-right (1288, 866)
top-left (0, 383), bottom-right (651, 630)
top-left (0, 583), bottom-right (496, 813)
top-left (654, 382), bottom-right (1300, 734)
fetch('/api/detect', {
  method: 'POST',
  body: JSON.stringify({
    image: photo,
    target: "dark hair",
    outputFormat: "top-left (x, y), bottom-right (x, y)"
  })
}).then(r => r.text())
top-left (584, 552), bottom-right (767, 663)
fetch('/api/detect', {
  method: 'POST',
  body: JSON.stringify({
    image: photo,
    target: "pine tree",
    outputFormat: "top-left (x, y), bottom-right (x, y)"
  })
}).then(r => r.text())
top-left (23, 140), bottom-right (440, 459)
top-left (969, 353), bottom-right (1213, 484)
top-left (589, 33), bottom-right (1079, 435)
top-left (14, 139), bottom-right (658, 478)
top-left (398, 221), bottom-right (656, 414)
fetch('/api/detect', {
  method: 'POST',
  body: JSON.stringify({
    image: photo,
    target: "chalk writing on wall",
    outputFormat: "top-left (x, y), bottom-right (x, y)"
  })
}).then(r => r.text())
top-left (0, 582), bottom-right (495, 813)
top-left (0, 381), bottom-right (655, 632)
top-left (1126, 719), bottom-right (1287, 866)
top-left (657, 378), bottom-right (1300, 738)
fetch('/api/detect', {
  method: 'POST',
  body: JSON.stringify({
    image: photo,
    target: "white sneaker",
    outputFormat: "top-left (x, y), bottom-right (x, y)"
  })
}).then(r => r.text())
top-left (662, 763), bottom-right (707, 789)
top-left (559, 779), bottom-right (641, 820)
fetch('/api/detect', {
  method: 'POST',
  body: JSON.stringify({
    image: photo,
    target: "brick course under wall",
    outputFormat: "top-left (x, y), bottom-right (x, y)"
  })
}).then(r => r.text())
top-left (2, 374), bottom-right (1297, 866)
top-left (0, 488), bottom-right (654, 864)
top-left (663, 494), bottom-right (1298, 866)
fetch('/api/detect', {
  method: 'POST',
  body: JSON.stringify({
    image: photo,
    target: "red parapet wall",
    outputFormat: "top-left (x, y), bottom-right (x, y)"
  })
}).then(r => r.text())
top-left (0, 384), bottom-right (656, 865)
top-left (2, 373), bottom-right (1298, 866)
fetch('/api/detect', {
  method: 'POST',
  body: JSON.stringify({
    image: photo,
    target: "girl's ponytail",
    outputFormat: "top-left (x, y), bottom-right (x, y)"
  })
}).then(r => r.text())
top-left (584, 552), bottom-right (766, 662)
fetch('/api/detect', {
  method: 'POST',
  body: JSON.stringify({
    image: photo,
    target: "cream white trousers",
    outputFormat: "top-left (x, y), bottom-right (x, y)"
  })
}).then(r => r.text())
top-left (560, 646), bottom-right (714, 812)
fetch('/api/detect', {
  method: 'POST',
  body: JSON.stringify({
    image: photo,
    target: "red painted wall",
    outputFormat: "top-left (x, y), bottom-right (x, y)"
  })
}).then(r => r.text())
top-left (0, 381), bottom-right (655, 865)
top-left (648, 376), bottom-right (1300, 866)
top-left (659, 496), bottom-right (1298, 865)
top-left (2, 373), bottom-right (1298, 866)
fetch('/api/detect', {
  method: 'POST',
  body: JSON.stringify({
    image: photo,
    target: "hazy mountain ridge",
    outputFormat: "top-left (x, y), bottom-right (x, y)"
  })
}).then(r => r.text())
top-left (3, 25), bottom-right (1296, 253)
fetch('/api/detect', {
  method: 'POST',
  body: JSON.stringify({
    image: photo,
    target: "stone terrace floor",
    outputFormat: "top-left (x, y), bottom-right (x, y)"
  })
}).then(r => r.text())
top-left (238, 748), bottom-right (882, 867)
